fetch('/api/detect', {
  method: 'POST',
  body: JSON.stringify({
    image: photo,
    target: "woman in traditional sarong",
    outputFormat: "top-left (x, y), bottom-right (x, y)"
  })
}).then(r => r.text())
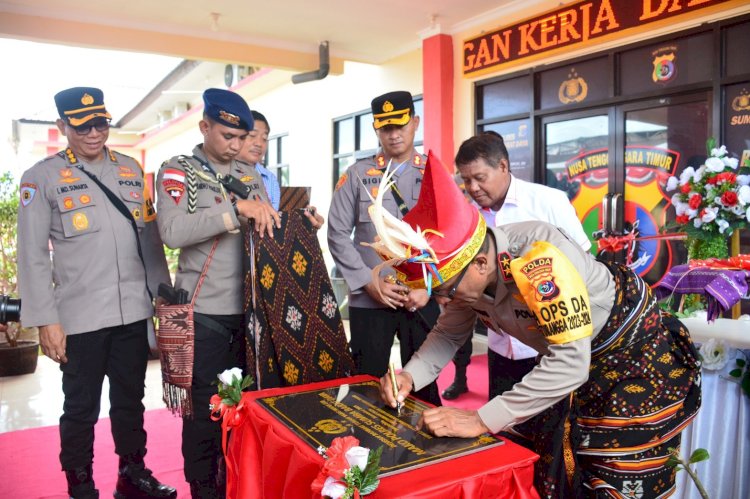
top-left (370, 152), bottom-right (701, 498)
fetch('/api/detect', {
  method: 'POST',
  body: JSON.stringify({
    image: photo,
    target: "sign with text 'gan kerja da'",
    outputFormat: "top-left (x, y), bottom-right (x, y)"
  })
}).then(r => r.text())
top-left (462, 0), bottom-right (734, 76)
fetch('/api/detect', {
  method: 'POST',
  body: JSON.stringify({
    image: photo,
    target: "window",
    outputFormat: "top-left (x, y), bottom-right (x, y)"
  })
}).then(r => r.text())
top-left (333, 96), bottom-right (424, 187)
top-left (265, 133), bottom-right (289, 186)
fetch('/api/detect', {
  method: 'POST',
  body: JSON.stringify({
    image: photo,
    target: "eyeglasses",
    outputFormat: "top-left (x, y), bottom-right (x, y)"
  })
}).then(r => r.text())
top-left (71, 120), bottom-right (110, 136)
top-left (432, 263), bottom-right (471, 300)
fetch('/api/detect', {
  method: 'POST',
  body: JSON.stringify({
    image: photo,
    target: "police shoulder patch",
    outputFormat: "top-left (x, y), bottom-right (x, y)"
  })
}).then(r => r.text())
top-left (509, 241), bottom-right (592, 345)
top-left (335, 173), bottom-right (348, 191)
top-left (20, 183), bottom-right (38, 207)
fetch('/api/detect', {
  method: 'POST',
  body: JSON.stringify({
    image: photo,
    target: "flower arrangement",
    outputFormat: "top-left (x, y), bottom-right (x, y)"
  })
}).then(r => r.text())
top-left (666, 139), bottom-right (750, 244)
top-left (209, 367), bottom-right (254, 425)
top-left (311, 436), bottom-right (383, 499)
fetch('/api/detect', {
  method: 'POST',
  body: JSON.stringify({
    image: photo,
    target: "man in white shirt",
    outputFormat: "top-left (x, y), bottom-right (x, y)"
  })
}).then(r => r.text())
top-left (454, 131), bottom-right (591, 401)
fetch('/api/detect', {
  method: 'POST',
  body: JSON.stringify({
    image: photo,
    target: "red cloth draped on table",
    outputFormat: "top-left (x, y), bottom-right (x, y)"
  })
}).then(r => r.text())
top-left (243, 209), bottom-right (354, 389)
top-left (224, 376), bottom-right (540, 499)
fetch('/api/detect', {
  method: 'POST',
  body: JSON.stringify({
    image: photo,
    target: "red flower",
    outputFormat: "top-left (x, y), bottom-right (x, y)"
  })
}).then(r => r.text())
top-left (680, 183), bottom-right (692, 194)
top-left (721, 191), bottom-right (738, 206)
top-left (715, 172), bottom-right (737, 184)
top-left (706, 176), bottom-right (718, 185)
top-left (675, 215), bottom-right (689, 224)
top-left (688, 194), bottom-right (702, 209)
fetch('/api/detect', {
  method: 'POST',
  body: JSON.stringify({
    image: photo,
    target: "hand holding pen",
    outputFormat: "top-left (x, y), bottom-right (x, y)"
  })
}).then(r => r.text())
top-left (388, 363), bottom-right (401, 414)
top-left (381, 364), bottom-right (414, 414)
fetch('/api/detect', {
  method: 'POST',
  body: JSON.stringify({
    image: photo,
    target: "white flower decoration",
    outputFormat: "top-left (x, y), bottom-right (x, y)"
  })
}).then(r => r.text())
top-left (345, 446), bottom-right (371, 471)
top-left (666, 176), bottom-right (679, 191)
top-left (723, 157), bottom-right (739, 169)
top-left (747, 205), bottom-right (750, 222)
top-left (321, 476), bottom-right (347, 499)
top-left (699, 338), bottom-right (731, 371)
top-left (717, 218), bottom-right (729, 233)
top-left (705, 157), bottom-right (725, 173)
top-left (701, 206), bottom-right (717, 223)
top-left (738, 185), bottom-right (750, 204)
top-left (711, 145), bottom-right (727, 157)
top-left (679, 167), bottom-right (695, 184)
top-left (218, 367), bottom-right (243, 385)
top-left (693, 217), bottom-right (703, 228)
top-left (693, 166), bottom-right (706, 182)
top-left (737, 175), bottom-right (750, 186)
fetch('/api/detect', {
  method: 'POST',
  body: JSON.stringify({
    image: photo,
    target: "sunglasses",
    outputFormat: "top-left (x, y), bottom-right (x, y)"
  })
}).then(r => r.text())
top-left (71, 120), bottom-right (111, 136)
top-left (432, 263), bottom-right (471, 300)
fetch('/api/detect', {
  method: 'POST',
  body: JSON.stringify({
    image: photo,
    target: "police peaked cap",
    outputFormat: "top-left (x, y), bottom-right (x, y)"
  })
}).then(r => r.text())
top-left (202, 88), bottom-right (254, 131)
top-left (54, 87), bottom-right (112, 127)
top-left (371, 91), bottom-right (414, 129)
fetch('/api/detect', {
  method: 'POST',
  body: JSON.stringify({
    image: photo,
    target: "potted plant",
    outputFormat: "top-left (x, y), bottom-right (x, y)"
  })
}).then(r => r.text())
top-left (0, 171), bottom-right (39, 377)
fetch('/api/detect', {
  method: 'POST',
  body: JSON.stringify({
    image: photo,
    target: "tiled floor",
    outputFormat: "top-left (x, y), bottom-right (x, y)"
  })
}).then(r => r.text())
top-left (0, 322), bottom-right (487, 434)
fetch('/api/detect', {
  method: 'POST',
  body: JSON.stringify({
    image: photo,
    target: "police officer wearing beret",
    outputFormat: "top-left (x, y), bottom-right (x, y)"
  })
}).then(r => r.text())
top-left (327, 91), bottom-right (441, 406)
top-left (156, 88), bottom-right (281, 498)
top-left (17, 87), bottom-right (175, 499)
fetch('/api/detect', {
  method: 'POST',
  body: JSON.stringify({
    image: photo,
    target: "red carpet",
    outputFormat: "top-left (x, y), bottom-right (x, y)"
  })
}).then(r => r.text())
top-left (0, 409), bottom-right (189, 498)
top-left (0, 355), bottom-right (489, 499)
top-left (437, 353), bottom-right (489, 410)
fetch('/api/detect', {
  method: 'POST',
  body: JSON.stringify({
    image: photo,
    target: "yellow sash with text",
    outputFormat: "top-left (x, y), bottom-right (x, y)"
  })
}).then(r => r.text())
top-left (509, 241), bottom-right (593, 344)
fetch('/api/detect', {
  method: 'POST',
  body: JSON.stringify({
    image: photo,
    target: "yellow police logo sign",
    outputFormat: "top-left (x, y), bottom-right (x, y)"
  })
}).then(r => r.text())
top-left (79, 194), bottom-right (91, 204)
top-left (132, 208), bottom-right (141, 220)
top-left (308, 419), bottom-right (348, 435)
top-left (382, 100), bottom-right (394, 113)
top-left (63, 197), bottom-right (74, 210)
top-left (72, 212), bottom-right (89, 231)
top-left (558, 69), bottom-right (588, 104)
top-left (81, 93), bottom-right (94, 105)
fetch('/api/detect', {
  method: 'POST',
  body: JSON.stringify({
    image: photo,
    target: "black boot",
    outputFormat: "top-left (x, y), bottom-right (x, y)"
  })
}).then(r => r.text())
top-left (65, 464), bottom-right (99, 499)
top-left (441, 370), bottom-right (468, 400)
top-left (189, 480), bottom-right (221, 499)
top-left (114, 454), bottom-right (177, 499)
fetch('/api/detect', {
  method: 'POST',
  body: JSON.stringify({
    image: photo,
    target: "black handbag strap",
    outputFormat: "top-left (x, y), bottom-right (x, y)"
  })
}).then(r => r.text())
top-left (76, 166), bottom-right (153, 301)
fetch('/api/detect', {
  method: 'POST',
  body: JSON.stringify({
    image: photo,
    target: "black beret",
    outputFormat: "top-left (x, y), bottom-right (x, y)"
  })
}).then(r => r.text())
top-left (202, 88), bottom-right (254, 131)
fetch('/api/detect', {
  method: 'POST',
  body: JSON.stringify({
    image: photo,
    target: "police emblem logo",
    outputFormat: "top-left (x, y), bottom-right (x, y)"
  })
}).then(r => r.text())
top-left (382, 100), bottom-right (394, 113)
top-left (59, 168), bottom-right (81, 184)
top-left (79, 194), bottom-right (91, 204)
top-left (219, 110), bottom-right (240, 126)
top-left (497, 252), bottom-right (513, 282)
top-left (63, 197), bottom-right (74, 210)
top-left (334, 173), bottom-right (348, 191)
top-left (20, 183), bottom-right (37, 207)
top-left (371, 186), bottom-right (379, 198)
top-left (162, 168), bottom-right (186, 204)
top-left (81, 93), bottom-right (94, 105)
top-left (132, 208), bottom-right (141, 220)
top-left (519, 256), bottom-right (560, 302)
top-left (652, 51), bottom-right (676, 83)
top-left (119, 166), bottom-right (137, 178)
top-left (732, 89), bottom-right (750, 112)
top-left (413, 155), bottom-right (422, 166)
top-left (558, 69), bottom-right (588, 104)
top-left (72, 212), bottom-right (89, 231)
top-left (376, 155), bottom-right (386, 168)
top-left (240, 175), bottom-right (253, 182)
top-left (365, 168), bottom-right (382, 177)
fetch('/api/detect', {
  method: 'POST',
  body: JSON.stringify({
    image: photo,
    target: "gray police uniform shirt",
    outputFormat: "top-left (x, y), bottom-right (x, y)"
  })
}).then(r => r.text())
top-left (17, 147), bottom-right (170, 335)
top-left (404, 222), bottom-right (616, 433)
top-left (327, 151), bottom-right (426, 308)
top-left (156, 145), bottom-right (269, 315)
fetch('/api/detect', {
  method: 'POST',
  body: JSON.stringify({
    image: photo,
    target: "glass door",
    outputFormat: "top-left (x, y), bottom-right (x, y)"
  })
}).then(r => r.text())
top-left (542, 93), bottom-right (710, 286)
top-left (543, 111), bottom-right (611, 254)
top-left (619, 94), bottom-right (709, 285)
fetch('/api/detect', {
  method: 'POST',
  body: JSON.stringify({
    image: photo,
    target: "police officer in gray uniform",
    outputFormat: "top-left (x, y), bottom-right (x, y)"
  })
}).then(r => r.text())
top-left (327, 91), bottom-right (441, 406)
top-left (17, 87), bottom-right (175, 499)
top-left (156, 88), bottom-right (280, 499)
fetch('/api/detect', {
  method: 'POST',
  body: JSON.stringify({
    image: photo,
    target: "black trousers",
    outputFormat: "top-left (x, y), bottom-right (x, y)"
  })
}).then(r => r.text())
top-left (60, 320), bottom-right (149, 470)
top-left (487, 349), bottom-right (538, 399)
top-left (182, 313), bottom-right (245, 483)
top-left (349, 301), bottom-right (441, 407)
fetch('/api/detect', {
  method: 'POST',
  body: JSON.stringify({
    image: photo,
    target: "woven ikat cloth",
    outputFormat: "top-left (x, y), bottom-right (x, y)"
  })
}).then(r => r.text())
top-left (243, 210), bottom-right (353, 389)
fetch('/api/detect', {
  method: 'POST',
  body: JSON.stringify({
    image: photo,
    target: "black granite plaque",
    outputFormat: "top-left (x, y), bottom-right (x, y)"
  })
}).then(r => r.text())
top-left (257, 380), bottom-right (503, 476)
